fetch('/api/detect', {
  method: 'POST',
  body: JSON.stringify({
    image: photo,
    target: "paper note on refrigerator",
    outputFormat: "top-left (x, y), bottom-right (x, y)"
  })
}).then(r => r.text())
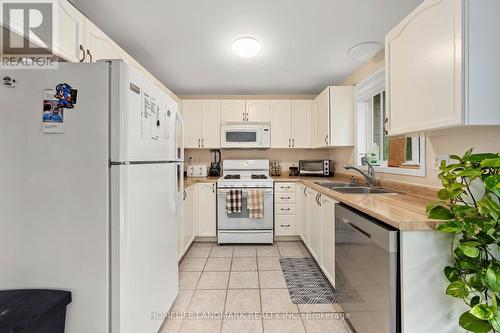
top-left (42, 89), bottom-right (64, 134)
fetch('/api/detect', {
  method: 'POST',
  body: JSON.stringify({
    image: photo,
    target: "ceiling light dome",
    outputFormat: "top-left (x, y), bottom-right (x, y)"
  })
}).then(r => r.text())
top-left (232, 36), bottom-right (262, 58)
top-left (348, 42), bottom-right (381, 61)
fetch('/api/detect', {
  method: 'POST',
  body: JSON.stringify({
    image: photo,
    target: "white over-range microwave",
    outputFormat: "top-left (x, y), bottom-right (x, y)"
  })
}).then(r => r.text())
top-left (220, 122), bottom-right (271, 149)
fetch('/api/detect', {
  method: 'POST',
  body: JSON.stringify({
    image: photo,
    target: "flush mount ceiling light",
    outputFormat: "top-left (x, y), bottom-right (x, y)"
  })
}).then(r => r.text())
top-left (232, 36), bottom-right (262, 58)
top-left (348, 42), bottom-right (381, 61)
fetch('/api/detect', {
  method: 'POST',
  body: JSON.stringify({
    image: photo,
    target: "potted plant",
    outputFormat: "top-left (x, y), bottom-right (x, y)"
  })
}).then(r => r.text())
top-left (428, 149), bottom-right (500, 332)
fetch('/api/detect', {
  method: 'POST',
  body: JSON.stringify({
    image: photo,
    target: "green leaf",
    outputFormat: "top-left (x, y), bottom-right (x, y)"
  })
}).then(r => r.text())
top-left (437, 188), bottom-right (450, 200)
top-left (471, 304), bottom-right (495, 320)
top-left (428, 205), bottom-right (454, 220)
top-left (446, 281), bottom-right (469, 298)
top-left (459, 312), bottom-right (493, 332)
top-left (463, 153), bottom-right (498, 162)
top-left (450, 154), bottom-right (463, 161)
top-left (436, 220), bottom-right (463, 233)
top-left (481, 158), bottom-right (500, 168)
top-left (486, 268), bottom-right (500, 293)
top-left (484, 175), bottom-right (500, 197)
top-left (458, 244), bottom-right (480, 258)
top-left (456, 169), bottom-right (484, 178)
top-left (444, 266), bottom-right (461, 282)
top-left (471, 296), bottom-right (481, 307)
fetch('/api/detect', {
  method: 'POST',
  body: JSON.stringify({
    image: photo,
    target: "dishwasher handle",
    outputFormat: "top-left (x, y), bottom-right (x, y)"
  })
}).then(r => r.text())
top-left (344, 220), bottom-right (371, 238)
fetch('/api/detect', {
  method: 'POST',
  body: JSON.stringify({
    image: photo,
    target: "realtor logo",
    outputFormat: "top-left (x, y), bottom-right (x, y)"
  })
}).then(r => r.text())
top-left (1, 0), bottom-right (56, 68)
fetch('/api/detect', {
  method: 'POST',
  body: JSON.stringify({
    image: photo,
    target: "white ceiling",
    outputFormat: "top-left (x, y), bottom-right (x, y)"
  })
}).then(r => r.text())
top-left (74, 0), bottom-right (422, 95)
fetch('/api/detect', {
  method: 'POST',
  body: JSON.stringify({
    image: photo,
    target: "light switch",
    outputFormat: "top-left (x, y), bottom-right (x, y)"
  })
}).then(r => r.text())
top-left (432, 153), bottom-right (449, 171)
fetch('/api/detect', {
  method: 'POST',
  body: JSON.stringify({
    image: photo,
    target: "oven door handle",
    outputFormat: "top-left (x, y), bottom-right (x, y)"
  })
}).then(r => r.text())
top-left (218, 189), bottom-right (274, 194)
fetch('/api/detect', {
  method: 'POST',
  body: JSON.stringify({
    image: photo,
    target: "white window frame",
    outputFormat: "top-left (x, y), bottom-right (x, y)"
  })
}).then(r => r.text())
top-left (355, 67), bottom-right (426, 177)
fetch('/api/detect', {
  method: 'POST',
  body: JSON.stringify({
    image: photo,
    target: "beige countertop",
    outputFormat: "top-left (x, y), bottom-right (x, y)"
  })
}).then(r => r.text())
top-left (184, 174), bottom-right (440, 231)
top-left (273, 175), bottom-right (439, 231)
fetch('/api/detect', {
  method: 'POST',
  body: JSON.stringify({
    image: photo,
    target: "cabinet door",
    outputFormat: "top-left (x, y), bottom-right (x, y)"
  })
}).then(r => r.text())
top-left (177, 197), bottom-right (184, 260)
top-left (200, 100), bottom-right (221, 148)
top-left (296, 184), bottom-right (304, 241)
top-left (292, 100), bottom-right (312, 148)
top-left (84, 20), bottom-right (124, 62)
top-left (308, 190), bottom-right (322, 261)
top-left (271, 100), bottom-right (292, 148)
top-left (246, 100), bottom-right (271, 122)
top-left (220, 100), bottom-right (245, 122)
top-left (385, 0), bottom-right (462, 135)
top-left (321, 196), bottom-right (336, 286)
top-left (182, 100), bottom-right (201, 148)
top-left (182, 186), bottom-right (197, 253)
top-left (302, 187), bottom-right (313, 246)
top-left (330, 87), bottom-right (354, 146)
top-left (275, 215), bottom-right (296, 236)
top-left (196, 183), bottom-right (217, 237)
top-left (313, 88), bottom-right (330, 148)
top-left (53, 0), bottom-right (85, 62)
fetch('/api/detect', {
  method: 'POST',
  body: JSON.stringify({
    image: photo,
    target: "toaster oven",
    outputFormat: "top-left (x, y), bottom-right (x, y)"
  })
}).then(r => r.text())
top-left (299, 160), bottom-right (332, 176)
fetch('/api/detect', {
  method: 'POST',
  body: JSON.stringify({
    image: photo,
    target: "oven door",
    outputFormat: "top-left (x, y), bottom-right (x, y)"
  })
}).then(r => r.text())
top-left (217, 188), bottom-right (274, 229)
top-left (221, 125), bottom-right (262, 148)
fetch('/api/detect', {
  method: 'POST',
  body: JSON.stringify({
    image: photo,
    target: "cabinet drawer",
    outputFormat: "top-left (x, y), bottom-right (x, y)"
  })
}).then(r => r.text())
top-left (275, 192), bottom-right (296, 203)
top-left (275, 204), bottom-right (296, 215)
top-left (275, 215), bottom-right (297, 236)
top-left (275, 182), bottom-right (296, 193)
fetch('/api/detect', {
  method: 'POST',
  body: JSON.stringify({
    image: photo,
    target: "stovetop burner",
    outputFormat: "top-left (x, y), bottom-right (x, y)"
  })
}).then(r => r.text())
top-left (224, 175), bottom-right (240, 179)
top-left (251, 174), bottom-right (268, 179)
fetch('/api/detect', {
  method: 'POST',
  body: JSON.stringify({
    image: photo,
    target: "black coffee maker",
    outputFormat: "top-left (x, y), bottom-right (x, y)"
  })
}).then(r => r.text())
top-left (209, 149), bottom-right (221, 177)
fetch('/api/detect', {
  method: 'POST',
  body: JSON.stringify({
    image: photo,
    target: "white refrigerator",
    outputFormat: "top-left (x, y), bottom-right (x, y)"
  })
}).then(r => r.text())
top-left (0, 60), bottom-right (184, 333)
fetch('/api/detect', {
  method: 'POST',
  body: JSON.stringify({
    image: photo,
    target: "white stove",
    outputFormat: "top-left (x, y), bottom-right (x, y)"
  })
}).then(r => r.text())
top-left (217, 159), bottom-right (274, 188)
top-left (217, 159), bottom-right (274, 244)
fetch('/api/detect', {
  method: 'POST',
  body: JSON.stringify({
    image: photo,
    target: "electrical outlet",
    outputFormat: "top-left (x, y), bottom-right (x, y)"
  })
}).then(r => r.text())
top-left (432, 154), bottom-right (449, 171)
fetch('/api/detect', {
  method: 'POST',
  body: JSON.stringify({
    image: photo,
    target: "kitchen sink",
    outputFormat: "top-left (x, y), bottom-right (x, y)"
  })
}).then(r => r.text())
top-left (314, 181), bottom-right (360, 189)
top-left (332, 186), bottom-right (395, 194)
top-left (314, 182), bottom-right (395, 194)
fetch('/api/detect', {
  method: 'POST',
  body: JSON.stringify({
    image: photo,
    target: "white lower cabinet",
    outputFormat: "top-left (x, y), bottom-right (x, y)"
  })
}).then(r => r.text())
top-left (297, 185), bottom-right (337, 287)
top-left (177, 182), bottom-right (217, 260)
top-left (320, 195), bottom-right (337, 286)
top-left (275, 182), bottom-right (297, 236)
top-left (179, 185), bottom-right (196, 259)
top-left (196, 183), bottom-right (217, 237)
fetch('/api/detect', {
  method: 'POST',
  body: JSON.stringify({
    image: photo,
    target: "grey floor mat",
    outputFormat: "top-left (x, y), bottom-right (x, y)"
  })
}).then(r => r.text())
top-left (280, 258), bottom-right (361, 305)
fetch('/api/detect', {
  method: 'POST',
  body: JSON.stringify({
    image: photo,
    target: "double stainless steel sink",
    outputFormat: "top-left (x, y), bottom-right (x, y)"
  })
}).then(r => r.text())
top-left (314, 181), bottom-right (395, 194)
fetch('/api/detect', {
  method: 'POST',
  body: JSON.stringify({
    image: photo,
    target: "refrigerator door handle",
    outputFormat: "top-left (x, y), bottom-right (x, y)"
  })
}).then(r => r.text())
top-left (175, 111), bottom-right (185, 162)
top-left (176, 162), bottom-right (184, 215)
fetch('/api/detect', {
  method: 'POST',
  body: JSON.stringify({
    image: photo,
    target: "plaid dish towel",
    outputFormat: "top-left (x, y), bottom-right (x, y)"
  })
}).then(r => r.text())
top-left (226, 189), bottom-right (242, 214)
top-left (247, 190), bottom-right (264, 219)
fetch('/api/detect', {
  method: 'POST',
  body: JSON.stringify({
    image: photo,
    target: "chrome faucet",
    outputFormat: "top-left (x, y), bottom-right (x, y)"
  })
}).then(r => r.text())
top-left (344, 157), bottom-right (377, 187)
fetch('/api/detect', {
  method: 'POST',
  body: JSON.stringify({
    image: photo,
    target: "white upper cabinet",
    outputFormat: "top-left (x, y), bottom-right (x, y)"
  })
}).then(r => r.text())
top-left (246, 100), bottom-right (271, 122)
top-left (292, 100), bottom-right (312, 148)
top-left (271, 100), bottom-right (292, 148)
top-left (83, 20), bottom-right (125, 62)
top-left (386, 0), bottom-right (500, 135)
top-left (271, 100), bottom-right (312, 148)
top-left (52, 0), bottom-right (85, 62)
top-left (313, 87), bottom-right (354, 148)
top-left (182, 100), bottom-right (220, 148)
top-left (221, 100), bottom-right (246, 122)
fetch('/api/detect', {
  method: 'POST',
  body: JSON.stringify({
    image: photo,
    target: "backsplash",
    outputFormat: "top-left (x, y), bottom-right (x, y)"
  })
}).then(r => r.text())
top-left (184, 148), bottom-right (333, 173)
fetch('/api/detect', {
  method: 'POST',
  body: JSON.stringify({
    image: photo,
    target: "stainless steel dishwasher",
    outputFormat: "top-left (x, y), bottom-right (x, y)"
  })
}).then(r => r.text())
top-left (335, 204), bottom-right (399, 333)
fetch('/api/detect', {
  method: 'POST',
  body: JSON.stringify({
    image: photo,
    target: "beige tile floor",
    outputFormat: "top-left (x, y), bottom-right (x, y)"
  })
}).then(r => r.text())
top-left (160, 241), bottom-right (352, 333)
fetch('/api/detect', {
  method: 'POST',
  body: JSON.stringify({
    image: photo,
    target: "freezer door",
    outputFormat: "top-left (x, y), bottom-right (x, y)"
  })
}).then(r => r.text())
top-left (111, 163), bottom-right (178, 333)
top-left (109, 60), bottom-right (179, 162)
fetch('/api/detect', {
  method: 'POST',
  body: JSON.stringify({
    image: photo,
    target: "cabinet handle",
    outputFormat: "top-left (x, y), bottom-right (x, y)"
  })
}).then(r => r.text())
top-left (292, 138), bottom-right (295, 147)
top-left (324, 135), bottom-right (328, 145)
top-left (288, 139), bottom-right (291, 148)
top-left (281, 224), bottom-right (291, 227)
top-left (212, 183), bottom-right (215, 193)
top-left (79, 45), bottom-right (85, 62)
top-left (198, 138), bottom-right (201, 148)
top-left (243, 111), bottom-right (245, 121)
top-left (318, 193), bottom-right (322, 206)
top-left (281, 196), bottom-right (291, 200)
top-left (383, 117), bottom-right (389, 135)
top-left (282, 186), bottom-right (291, 189)
top-left (303, 187), bottom-right (307, 197)
top-left (201, 138), bottom-right (204, 147)
top-left (86, 49), bottom-right (93, 63)
top-left (281, 208), bottom-right (291, 211)
top-left (183, 190), bottom-right (187, 201)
